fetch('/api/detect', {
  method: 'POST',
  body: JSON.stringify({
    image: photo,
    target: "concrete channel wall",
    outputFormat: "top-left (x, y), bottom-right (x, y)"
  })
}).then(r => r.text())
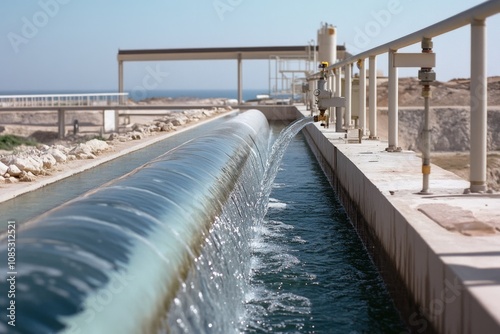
top-left (252, 105), bottom-right (500, 334)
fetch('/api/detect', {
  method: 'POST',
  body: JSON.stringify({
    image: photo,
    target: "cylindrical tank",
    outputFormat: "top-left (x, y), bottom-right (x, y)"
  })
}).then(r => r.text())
top-left (317, 23), bottom-right (337, 65)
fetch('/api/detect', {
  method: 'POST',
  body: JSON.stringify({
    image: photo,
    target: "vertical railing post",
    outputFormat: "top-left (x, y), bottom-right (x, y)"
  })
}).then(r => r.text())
top-left (335, 67), bottom-right (343, 132)
top-left (469, 19), bottom-right (488, 192)
top-left (369, 55), bottom-right (378, 139)
top-left (387, 49), bottom-right (400, 151)
top-left (118, 60), bottom-right (124, 94)
top-left (237, 53), bottom-right (243, 104)
top-left (344, 63), bottom-right (352, 128)
top-left (329, 71), bottom-right (335, 126)
top-left (358, 58), bottom-right (367, 136)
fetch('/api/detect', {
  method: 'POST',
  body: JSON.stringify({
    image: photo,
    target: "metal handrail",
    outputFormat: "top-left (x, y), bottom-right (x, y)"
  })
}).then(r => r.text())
top-left (311, 0), bottom-right (500, 75)
top-left (307, 0), bottom-right (500, 193)
top-left (0, 93), bottom-right (129, 108)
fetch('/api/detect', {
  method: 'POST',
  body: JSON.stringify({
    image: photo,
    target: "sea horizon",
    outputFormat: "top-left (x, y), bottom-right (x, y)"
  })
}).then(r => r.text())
top-left (0, 88), bottom-right (276, 102)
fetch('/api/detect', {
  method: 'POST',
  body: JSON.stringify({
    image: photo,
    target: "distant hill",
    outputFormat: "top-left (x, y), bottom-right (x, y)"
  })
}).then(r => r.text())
top-left (377, 76), bottom-right (500, 107)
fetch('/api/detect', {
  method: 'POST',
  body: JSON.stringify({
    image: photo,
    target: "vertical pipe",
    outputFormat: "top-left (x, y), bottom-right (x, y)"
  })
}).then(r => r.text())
top-left (388, 49), bottom-right (399, 151)
top-left (421, 95), bottom-right (431, 193)
top-left (359, 59), bottom-right (367, 136)
top-left (237, 54), bottom-right (243, 104)
top-left (118, 61), bottom-right (124, 93)
top-left (345, 63), bottom-right (352, 128)
top-left (420, 37), bottom-right (434, 195)
top-left (469, 19), bottom-right (487, 192)
top-left (268, 57), bottom-right (271, 96)
top-left (369, 56), bottom-right (378, 138)
top-left (335, 67), bottom-right (343, 132)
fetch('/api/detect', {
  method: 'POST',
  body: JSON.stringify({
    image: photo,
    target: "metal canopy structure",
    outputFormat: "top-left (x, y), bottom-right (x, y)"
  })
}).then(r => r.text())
top-left (117, 45), bottom-right (346, 103)
top-left (118, 46), bottom-right (315, 61)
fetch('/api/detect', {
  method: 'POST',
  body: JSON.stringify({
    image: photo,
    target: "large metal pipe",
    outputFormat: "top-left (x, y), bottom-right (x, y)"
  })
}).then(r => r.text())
top-left (469, 19), bottom-right (488, 192)
top-left (369, 56), bottom-right (378, 138)
top-left (0, 110), bottom-right (270, 333)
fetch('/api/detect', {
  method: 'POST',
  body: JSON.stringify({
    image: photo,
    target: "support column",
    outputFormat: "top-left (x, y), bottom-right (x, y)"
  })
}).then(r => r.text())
top-left (58, 109), bottom-right (65, 139)
top-left (369, 56), bottom-right (378, 138)
top-left (469, 19), bottom-right (488, 192)
top-left (335, 68), bottom-right (343, 132)
top-left (358, 58), bottom-right (367, 136)
top-left (329, 73), bottom-right (335, 125)
top-left (344, 63), bottom-right (352, 128)
top-left (237, 53), bottom-right (243, 104)
top-left (118, 60), bottom-right (124, 93)
top-left (388, 49), bottom-right (400, 151)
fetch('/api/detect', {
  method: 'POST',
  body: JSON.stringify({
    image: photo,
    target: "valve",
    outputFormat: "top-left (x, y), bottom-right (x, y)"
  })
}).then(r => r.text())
top-left (313, 61), bottom-right (345, 127)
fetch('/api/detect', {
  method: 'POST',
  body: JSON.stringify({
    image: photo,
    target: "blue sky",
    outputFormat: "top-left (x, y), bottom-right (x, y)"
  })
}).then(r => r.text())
top-left (0, 0), bottom-right (499, 93)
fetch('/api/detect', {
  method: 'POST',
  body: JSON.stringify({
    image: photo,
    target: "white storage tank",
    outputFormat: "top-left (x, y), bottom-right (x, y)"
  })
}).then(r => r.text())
top-left (317, 23), bottom-right (337, 65)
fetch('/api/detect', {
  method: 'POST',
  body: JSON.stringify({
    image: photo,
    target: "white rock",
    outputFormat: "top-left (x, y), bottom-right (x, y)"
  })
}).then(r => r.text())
top-left (5, 177), bottom-right (19, 184)
top-left (13, 157), bottom-right (42, 175)
top-left (85, 139), bottom-right (109, 153)
top-left (41, 154), bottom-right (57, 169)
top-left (172, 116), bottom-right (187, 126)
top-left (0, 176), bottom-right (4, 183)
top-left (78, 153), bottom-right (96, 160)
top-left (202, 110), bottom-right (215, 117)
top-left (48, 149), bottom-right (67, 163)
top-left (70, 143), bottom-right (92, 156)
top-left (0, 161), bottom-right (8, 175)
top-left (54, 145), bottom-right (70, 154)
top-left (20, 171), bottom-right (36, 182)
top-left (161, 123), bottom-right (175, 132)
top-left (7, 165), bottom-right (22, 177)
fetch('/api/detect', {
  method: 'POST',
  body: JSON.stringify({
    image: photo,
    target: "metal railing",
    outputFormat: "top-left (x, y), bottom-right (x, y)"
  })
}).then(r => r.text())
top-left (0, 93), bottom-right (129, 108)
top-left (308, 0), bottom-right (500, 193)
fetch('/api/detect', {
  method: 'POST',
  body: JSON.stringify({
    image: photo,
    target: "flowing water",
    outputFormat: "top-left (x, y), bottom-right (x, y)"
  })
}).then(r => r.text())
top-left (243, 123), bottom-right (407, 333)
top-left (164, 117), bottom-right (407, 333)
top-left (0, 112), bottom-right (406, 333)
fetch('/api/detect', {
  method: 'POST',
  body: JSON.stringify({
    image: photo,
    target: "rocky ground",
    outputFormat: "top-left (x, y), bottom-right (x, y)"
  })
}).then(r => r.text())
top-left (0, 102), bottom-right (231, 188)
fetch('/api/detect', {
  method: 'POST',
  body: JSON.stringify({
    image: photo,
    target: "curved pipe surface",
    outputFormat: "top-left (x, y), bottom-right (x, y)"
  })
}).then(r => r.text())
top-left (0, 109), bottom-right (270, 333)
